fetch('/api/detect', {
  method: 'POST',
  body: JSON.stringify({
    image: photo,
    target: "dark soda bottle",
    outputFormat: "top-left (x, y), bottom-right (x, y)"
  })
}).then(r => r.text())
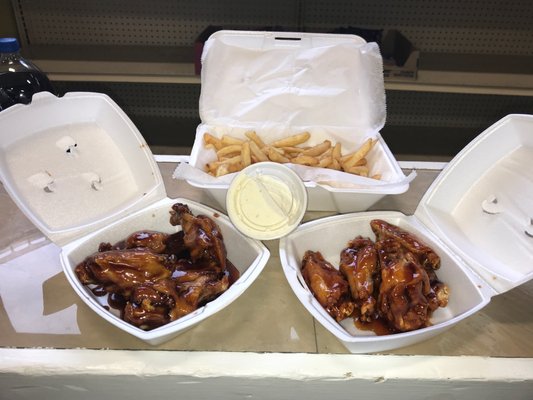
top-left (0, 37), bottom-right (55, 111)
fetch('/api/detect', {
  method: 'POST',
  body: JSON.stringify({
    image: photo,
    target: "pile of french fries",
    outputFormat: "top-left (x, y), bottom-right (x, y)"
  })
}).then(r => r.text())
top-left (203, 131), bottom-right (381, 180)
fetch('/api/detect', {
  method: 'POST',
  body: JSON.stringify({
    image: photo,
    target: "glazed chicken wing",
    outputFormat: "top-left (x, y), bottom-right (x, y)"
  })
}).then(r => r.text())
top-left (124, 230), bottom-right (169, 253)
top-left (302, 250), bottom-right (355, 322)
top-left (98, 230), bottom-right (189, 258)
top-left (123, 263), bottom-right (231, 330)
top-left (370, 219), bottom-right (440, 271)
top-left (75, 249), bottom-right (175, 296)
top-left (376, 238), bottom-right (433, 332)
top-left (170, 203), bottom-right (227, 272)
top-left (370, 219), bottom-right (449, 312)
top-left (75, 203), bottom-right (239, 331)
top-left (123, 279), bottom-right (178, 329)
top-left (339, 236), bottom-right (379, 322)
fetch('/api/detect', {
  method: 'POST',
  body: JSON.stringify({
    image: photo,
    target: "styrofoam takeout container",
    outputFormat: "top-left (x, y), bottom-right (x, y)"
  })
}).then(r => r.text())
top-left (0, 92), bottom-right (270, 345)
top-left (176, 30), bottom-right (412, 213)
top-left (280, 114), bottom-right (533, 353)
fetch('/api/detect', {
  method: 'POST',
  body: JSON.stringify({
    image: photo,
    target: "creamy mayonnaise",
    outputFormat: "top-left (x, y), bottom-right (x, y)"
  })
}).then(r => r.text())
top-left (226, 163), bottom-right (306, 240)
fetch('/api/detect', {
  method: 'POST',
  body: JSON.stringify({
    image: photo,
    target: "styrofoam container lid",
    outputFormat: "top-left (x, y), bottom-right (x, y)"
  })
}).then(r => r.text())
top-left (280, 114), bottom-right (533, 353)
top-left (416, 114), bottom-right (533, 294)
top-left (226, 162), bottom-right (307, 240)
top-left (0, 92), bottom-right (166, 247)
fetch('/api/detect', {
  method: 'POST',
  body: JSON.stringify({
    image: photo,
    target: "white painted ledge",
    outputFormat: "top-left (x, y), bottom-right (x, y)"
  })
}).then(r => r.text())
top-left (1, 349), bottom-right (532, 400)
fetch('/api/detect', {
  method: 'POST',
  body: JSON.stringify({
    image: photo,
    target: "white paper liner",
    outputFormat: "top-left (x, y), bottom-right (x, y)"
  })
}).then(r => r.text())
top-left (174, 153), bottom-right (415, 191)
top-left (200, 33), bottom-right (386, 134)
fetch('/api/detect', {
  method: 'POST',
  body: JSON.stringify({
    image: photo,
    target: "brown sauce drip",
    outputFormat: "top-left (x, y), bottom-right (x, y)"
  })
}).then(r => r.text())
top-left (354, 316), bottom-right (397, 336)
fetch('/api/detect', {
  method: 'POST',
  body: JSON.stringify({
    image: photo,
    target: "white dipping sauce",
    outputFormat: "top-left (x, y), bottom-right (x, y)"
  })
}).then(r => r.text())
top-left (226, 163), bottom-right (306, 240)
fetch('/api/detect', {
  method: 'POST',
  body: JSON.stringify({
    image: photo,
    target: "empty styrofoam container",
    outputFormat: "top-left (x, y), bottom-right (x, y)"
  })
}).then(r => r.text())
top-left (173, 30), bottom-right (413, 213)
top-left (279, 114), bottom-right (533, 353)
top-left (0, 92), bottom-right (270, 345)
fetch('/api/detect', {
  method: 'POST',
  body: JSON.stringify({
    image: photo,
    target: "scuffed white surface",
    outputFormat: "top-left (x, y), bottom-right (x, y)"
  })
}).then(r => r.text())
top-left (0, 92), bottom-right (166, 247)
top-left (1, 348), bottom-right (532, 381)
top-left (0, 242), bottom-right (80, 335)
top-left (5, 123), bottom-right (138, 230)
top-left (2, 350), bottom-right (531, 400)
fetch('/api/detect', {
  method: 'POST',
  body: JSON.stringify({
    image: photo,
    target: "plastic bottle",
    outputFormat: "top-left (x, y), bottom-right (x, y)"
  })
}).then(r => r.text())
top-left (0, 37), bottom-right (55, 111)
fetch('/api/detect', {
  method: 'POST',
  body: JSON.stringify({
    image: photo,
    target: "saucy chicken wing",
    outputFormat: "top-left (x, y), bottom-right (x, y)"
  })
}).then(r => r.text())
top-left (170, 203), bottom-right (227, 272)
top-left (302, 220), bottom-right (450, 335)
top-left (75, 202), bottom-right (239, 331)
top-left (339, 236), bottom-right (379, 322)
top-left (302, 250), bottom-right (355, 322)
top-left (123, 279), bottom-right (179, 329)
top-left (376, 238), bottom-right (433, 332)
top-left (75, 249), bottom-right (175, 296)
top-left (371, 219), bottom-right (449, 313)
top-left (370, 219), bottom-right (440, 271)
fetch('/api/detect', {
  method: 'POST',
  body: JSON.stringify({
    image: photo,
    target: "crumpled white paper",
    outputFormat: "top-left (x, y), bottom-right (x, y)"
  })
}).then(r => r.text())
top-left (173, 157), bottom-right (416, 190)
top-left (199, 33), bottom-right (386, 133)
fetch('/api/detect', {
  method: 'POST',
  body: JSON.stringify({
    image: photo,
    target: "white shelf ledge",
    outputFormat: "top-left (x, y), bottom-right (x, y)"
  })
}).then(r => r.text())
top-left (25, 45), bottom-right (533, 95)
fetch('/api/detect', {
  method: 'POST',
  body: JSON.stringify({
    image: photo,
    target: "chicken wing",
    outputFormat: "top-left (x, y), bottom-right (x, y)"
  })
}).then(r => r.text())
top-left (339, 236), bottom-right (379, 322)
top-left (370, 219), bottom-right (440, 270)
top-left (302, 250), bottom-right (355, 322)
top-left (376, 238), bottom-right (433, 332)
top-left (123, 279), bottom-right (178, 329)
top-left (75, 249), bottom-right (175, 296)
top-left (124, 230), bottom-right (169, 253)
top-left (97, 230), bottom-right (189, 258)
top-left (97, 230), bottom-right (168, 253)
top-left (170, 203), bottom-right (227, 272)
top-left (371, 219), bottom-right (449, 313)
top-left (76, 203), bottom-right (239, 331)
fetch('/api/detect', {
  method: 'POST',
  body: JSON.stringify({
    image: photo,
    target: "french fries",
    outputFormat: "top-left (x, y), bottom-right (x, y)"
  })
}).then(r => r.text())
top-left (271, 132), bottom-right (311, 148)
top-left (202, 130), bottom-right (379, 179)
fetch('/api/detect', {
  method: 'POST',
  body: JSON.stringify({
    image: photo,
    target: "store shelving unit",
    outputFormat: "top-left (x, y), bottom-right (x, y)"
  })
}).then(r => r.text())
top-left (24, 45), bottom-right (533, 98)
top-left (8, 0), bottom-right (533, 154)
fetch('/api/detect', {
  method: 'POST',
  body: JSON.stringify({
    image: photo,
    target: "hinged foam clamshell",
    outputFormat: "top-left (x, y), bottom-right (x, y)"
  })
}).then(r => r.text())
top-left (280, 114), bottom-right (533, 353)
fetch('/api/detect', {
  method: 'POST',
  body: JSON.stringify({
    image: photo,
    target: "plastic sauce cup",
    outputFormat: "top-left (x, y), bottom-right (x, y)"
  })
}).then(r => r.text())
top-left (226, 162), bottom-right (308, 240)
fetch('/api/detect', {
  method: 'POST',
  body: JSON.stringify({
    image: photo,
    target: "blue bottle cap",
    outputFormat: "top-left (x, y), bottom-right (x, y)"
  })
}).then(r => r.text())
top-left (0, 38), bottom-right (20, 53)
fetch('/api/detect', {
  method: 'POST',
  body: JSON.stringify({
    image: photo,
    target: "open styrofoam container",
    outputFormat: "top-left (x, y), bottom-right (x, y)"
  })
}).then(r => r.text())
top-left (0, 92), bottom-right (270, 345)
top-left (279, 114), bottom-right (533, 353)
top-left (174, 30), bottom-right (412, 213)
